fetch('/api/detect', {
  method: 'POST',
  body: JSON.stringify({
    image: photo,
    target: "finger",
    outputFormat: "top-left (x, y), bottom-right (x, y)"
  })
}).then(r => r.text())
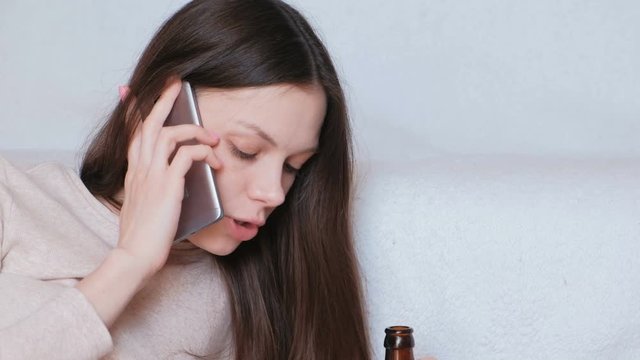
top-left (127, 122), bottom-right (143, 171)
top-left (146, 76), bottom-right (182, 127)
top-left (206, 146), bottom-right (224, 171)
top-left (125, 123), bottom-right (143, 192)
top-left (167, 144), bottom-right (224, 180)
top-left (138, 77), bottom-right (182, 171)
top-left (150, 124), bottom-right (220, 170)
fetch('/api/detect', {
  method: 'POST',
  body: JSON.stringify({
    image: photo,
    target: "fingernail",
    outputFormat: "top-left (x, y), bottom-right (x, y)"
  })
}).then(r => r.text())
top-left (118, 85), bottom-right (130, 101)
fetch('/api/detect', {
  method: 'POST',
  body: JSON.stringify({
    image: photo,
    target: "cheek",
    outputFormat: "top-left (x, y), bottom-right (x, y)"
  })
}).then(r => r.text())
top-left (211, 142), bottom-right (297, 203)
top-left (213, 165), bottom-right (244, 210)
top-left (214, 152), bottom-right (240, 181)
top-left (282, 176), bottom-right (295, 195)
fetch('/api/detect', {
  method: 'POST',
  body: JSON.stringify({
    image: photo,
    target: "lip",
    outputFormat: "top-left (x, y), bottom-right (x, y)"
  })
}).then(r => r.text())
top-left (225, 216), bottom-right (260, 241)
top-left (233, 217), bottom-right (265, 227)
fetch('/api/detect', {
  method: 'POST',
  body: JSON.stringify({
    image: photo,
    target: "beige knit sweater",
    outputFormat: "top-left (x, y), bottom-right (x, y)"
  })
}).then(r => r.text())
top-left (0, 156), bottom-right (233, 359)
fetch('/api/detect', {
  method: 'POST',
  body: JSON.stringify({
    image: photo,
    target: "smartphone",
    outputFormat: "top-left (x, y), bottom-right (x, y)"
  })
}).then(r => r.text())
top-left (164, 80), bottom-right (224, 242)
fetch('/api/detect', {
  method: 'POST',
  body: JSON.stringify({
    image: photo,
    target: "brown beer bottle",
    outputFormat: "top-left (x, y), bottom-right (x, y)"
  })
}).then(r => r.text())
top-left (384, 326), bottom-right (415, 360)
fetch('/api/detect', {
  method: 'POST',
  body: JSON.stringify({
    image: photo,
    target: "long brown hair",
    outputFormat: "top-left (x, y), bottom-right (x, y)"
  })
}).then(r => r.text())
top-left (81, 1), bottom-right (370, 358)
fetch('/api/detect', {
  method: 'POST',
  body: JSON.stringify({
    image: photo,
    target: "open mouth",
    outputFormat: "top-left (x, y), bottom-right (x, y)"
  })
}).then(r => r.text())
top-left (227, 217), bottom-right (260, 242)
top-left (234, 219), bottom-right (251, 227)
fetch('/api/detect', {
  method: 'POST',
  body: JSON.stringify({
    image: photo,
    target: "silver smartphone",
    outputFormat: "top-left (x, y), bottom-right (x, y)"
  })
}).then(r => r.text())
top-left (164, 80), bottom-right (224, 242)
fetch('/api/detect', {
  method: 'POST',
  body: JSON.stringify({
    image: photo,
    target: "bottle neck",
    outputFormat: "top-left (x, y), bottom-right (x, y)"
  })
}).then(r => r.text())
top-left (384, 326), bottom-right (415, 360)
top-left (385, 348), bottom-right (415, 360)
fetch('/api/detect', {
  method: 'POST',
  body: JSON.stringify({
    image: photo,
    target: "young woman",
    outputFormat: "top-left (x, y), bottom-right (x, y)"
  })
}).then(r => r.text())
top-left (0, 0), bottom-right (370, 359)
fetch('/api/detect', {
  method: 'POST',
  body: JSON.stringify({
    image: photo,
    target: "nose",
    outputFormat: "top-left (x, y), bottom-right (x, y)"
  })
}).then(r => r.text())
top-left (247, 164), bottom-right (286, 208)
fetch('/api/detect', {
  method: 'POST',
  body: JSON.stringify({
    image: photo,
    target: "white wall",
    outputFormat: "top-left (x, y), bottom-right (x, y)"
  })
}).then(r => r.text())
top-left (1, 0), bottom-right (639, 160)
top-left (0, 0), bottom-right (190, 151)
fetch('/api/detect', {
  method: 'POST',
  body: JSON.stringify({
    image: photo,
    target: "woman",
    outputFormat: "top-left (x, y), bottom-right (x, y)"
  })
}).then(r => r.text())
top-left (0, 0), bottom-right (370, 359)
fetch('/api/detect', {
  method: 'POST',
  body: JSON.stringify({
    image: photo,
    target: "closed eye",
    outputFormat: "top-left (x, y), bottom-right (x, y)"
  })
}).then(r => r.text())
top-left (229, 142), bottom-right (308, 176)
top-left (284, 163), bottom-right (300, 175)
top-left (230, 144), bottom-right (256, 160)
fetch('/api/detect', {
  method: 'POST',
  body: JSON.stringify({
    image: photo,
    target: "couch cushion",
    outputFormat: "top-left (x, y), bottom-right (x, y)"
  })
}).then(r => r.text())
top-left (355, 156), bottom-right (640, 359)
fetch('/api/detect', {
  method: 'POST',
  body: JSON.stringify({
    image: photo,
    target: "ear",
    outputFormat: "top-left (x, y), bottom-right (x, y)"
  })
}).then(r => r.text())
top-left (119, 85), bottom-right (131, 102)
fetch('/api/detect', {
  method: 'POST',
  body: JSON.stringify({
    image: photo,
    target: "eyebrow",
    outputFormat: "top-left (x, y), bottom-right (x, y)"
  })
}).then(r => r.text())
top-left (237, 120), bottom-right (277, 146)
top-left (237, 120), bottom-right (318, 154)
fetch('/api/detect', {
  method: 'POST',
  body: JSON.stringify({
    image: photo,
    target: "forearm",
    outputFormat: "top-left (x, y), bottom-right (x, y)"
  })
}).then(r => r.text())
top-left (76, 248), bottom-right (151, 328)
top-left (0, 275), bottom-right (114, 359)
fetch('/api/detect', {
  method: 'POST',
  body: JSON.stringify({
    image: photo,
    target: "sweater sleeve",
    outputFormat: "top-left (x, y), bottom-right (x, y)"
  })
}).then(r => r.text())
top-left (0, 276), bottom-right (113, 359)
top-left (0, 165), bottom-right (113, 359)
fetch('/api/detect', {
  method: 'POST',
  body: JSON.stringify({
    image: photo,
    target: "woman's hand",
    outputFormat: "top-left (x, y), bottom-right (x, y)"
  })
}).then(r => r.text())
top-left (76, 77), bottom-right (222, 327)
top-left (117, 77), bottom-right (222, 277)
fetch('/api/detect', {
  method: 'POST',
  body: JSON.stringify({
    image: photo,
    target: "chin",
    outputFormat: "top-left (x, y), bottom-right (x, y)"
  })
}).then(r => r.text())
top-left (186, 222), bottom-right (244, 256)
top-left (189, 236), bottom-right (242, 256)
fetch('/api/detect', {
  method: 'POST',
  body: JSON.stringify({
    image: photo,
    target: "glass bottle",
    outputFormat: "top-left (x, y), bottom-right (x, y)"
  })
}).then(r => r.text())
top-left (384, 325), bottom-right (415, 360)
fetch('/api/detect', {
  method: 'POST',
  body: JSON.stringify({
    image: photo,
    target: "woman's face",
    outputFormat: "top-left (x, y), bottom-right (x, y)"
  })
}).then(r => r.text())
top-left (186, 83), bottom-right (326, 255)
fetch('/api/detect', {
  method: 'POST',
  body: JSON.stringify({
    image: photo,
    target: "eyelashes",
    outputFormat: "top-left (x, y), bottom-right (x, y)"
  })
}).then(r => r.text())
top-left (229, 144), bottom-right (255, 160)
top-left (284, 164), bottom-right (300, 174)
top-left (228, 143), bottom-right (300, 174)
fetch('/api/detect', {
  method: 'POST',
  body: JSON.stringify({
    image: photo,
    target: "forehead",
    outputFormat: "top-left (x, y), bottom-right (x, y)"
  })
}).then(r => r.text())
top-left (197, 84), bottom-right (326, 150)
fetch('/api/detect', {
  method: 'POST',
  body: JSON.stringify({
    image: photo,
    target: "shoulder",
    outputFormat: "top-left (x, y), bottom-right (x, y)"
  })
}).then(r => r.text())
top-left (0, 153), bottom-right (73, 191)
top-left (0, 155), bottom-right (83, 215)
top-left (0, 155), bottom-right (24, 186)
top-left (0, 155), bottom-right (34, 217)
top-left (0, 152), bottom-right (117, 232)
top-left (0, 153), bottom-right (118, 278)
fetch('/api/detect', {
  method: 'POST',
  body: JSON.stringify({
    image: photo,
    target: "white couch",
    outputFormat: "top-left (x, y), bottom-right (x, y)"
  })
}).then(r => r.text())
top-left (355, 156), bottom-right (640, 359)
top-left (5, 151), bottom-right (640, 359)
